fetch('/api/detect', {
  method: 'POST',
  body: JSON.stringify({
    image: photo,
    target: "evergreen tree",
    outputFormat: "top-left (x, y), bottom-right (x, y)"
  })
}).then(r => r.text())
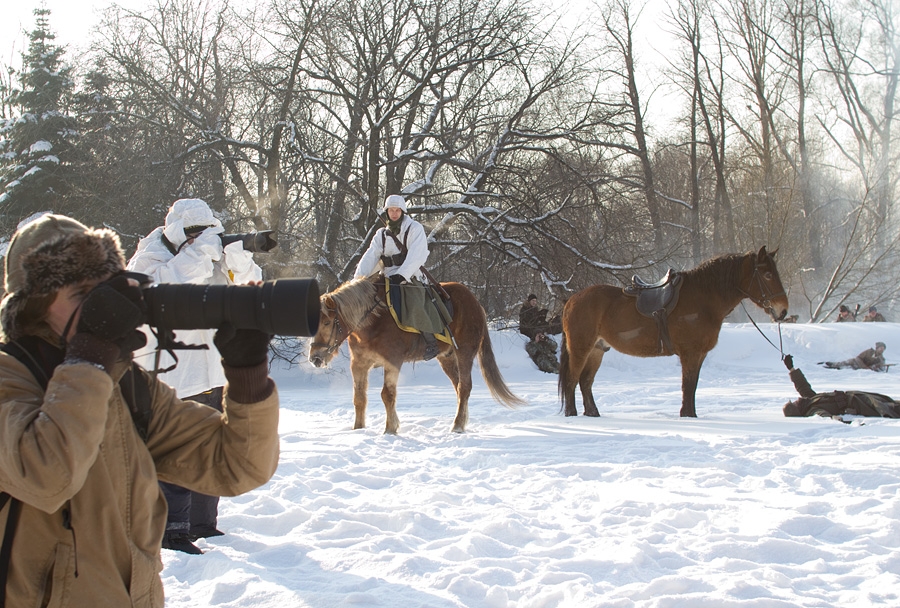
top-left (0, 7), bottom-right (77, 234)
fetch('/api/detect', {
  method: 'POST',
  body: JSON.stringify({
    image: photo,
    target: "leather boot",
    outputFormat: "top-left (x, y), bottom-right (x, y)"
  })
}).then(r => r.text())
top-left (162, 531), bottom-right (203, 555)
top-left (423, 333), bottom-right (439, 360)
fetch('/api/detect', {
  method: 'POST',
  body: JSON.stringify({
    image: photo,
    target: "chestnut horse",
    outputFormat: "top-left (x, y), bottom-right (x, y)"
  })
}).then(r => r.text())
top-left (308, 277), bottom-right (524, 434)
top-left (559, 247), bottom-right (789, 418)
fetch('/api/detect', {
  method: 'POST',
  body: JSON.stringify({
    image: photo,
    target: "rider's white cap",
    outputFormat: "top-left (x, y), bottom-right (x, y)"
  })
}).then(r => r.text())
top-left (382, 194), bottom-right (407, 213)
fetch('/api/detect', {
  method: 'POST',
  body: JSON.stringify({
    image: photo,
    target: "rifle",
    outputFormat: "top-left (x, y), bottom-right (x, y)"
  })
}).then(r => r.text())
top-left (382, 225), bottom-right (457, 348)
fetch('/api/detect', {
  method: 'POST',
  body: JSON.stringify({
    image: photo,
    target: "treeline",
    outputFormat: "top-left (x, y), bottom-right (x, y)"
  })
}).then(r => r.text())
top-left (1, 0), bottom-right (898, 322)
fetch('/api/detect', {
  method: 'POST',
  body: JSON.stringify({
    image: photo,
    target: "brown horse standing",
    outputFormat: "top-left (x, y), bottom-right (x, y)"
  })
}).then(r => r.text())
top-left (308, 277), bottom-right (524, 434)
top-left (559, 247), bottom-right (789, 418)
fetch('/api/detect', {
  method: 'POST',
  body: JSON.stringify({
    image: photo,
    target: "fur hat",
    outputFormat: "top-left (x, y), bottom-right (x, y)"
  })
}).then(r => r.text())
top-left (876, 342), bottom-right (886, 350)
top-left (840, 305), bottom-right (850, 313)
top-left (382, 194), bottom-right (407, 213)
top-left (1, 214), bottom-right (126, 341)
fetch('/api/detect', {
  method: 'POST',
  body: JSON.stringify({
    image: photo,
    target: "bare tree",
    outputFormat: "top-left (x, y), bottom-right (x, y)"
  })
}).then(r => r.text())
top-left (815, 0), bottom-right (899, 226)
top-left (96, 0), bottom-right (297, 235)
top-left (720, 0), bottom-right (795, 248)
top-left (588, 0), bottom-right (666, 254)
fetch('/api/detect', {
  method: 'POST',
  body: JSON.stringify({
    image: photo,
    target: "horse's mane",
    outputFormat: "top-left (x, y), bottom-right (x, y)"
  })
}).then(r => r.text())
top-left (682, 251), bottom-right (750, 294)
top-left (329, 278), bottom-right (382, 331)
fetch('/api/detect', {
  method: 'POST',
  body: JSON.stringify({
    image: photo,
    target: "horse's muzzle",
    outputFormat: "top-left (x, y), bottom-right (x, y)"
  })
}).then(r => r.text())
top-left (768, 306), bottom-right (788, 322)
top-left (309, 355), bottom-right (327, 368)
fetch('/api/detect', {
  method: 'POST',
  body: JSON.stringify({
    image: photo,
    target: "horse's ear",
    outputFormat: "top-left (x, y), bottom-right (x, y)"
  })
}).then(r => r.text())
top-left (757, 245), bottom-right (769, 260)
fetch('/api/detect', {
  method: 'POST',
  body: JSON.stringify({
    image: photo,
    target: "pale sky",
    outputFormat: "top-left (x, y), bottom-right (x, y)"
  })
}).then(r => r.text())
top-left (0, 0), bottom-right (679, 128)
top-left (1, 0), bottom-right (146, 63)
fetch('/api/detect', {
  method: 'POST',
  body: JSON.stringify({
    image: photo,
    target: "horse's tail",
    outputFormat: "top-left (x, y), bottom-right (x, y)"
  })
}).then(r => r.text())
top-left (478, 330), bottom-right (526, 409)
top-left (558, 331), bottom-right (570, 413)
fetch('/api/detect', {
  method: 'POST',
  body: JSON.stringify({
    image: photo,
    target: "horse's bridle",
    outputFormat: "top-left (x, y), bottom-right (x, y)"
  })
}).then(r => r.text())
top-left (309, 304), bottom-right (346, 357)
top-left (740, 256), bottom-right (786, 316)
top-left (309, 297), bottom-right (386, 357)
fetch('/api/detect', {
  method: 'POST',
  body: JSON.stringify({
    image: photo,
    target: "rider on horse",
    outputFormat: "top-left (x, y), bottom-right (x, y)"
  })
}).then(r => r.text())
top-left (354, 194), bottom-right (441, 360)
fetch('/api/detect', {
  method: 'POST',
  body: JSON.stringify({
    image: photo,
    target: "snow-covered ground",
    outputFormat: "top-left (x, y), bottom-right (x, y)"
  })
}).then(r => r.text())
top-left (161, 321), bottom-right (900, 607)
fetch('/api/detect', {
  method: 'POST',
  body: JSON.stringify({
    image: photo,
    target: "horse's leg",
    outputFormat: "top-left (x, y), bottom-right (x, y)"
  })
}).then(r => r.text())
top-left (350, 357), bottom-right (371, 430)
top-left (440, 354), bottom-right (472, 433)
top-left (560, 337), bottom-right (585, 418)
top-left (562, 332), bottom-right (601, 417)
top-left (578, 345), bottom-right (606, 417)
top-left (381, 364), bottom-right (402, 434)
top-left (679, 352), bottom-right (707, 418)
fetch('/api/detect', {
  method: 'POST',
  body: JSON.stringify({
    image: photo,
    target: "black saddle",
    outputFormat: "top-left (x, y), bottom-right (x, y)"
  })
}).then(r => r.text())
top-left (623, 268), bottom-right (684, 355)
top-left (629, 268), bottom-right (677, 290)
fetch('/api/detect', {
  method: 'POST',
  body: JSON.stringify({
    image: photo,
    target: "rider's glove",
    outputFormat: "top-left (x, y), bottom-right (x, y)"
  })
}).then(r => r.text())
top-left (783, 354), bottom-right (794, 370)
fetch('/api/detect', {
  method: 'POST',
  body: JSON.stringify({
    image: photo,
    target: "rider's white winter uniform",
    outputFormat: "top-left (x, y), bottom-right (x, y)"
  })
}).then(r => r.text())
top-left (354, 195), bottom-right (428, 282)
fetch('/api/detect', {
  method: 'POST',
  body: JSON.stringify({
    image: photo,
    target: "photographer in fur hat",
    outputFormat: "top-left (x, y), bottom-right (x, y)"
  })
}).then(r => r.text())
top-left (0, 213), bottom-right (279, 607)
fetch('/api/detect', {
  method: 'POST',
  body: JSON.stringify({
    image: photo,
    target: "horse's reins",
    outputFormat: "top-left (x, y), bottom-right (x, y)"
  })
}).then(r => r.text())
top-left (741, 299), bottom-right (785, 355)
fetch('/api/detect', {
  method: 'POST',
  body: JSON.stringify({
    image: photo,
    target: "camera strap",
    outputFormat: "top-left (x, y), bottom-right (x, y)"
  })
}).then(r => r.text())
top-left (160, 233), bottom-right (179, 256)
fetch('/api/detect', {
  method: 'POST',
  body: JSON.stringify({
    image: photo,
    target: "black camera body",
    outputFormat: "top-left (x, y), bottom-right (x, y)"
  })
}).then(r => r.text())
top-left (220, 230), bottom-right (277, 253)
top-left (129, 273), bottom-right (320, 336)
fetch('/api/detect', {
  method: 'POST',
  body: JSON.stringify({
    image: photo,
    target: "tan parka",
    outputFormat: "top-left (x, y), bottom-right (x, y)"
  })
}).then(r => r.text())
top-left (0, 354), bottom-right (279, 607)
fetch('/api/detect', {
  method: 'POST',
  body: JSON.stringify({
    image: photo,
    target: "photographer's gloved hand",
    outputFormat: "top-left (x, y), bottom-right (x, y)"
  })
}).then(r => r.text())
top-left (214, 323), bottom-right (273, 403)
top-left (389, 274), bottom-right (407, 286)
top-left (783, 355), bottom-right (794, 370)
top-left (66, 275), bottom-right (148, 373)
top-left (189, 228), bottom-right (224, 261)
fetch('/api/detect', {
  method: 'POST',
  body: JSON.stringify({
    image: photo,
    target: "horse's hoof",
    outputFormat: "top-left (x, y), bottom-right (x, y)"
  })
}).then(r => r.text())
top-left (584, 411), bottom-right (600, 417)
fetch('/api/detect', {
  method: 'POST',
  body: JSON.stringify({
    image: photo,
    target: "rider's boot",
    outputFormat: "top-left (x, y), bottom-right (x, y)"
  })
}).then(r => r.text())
top-left (423, 333), bottom-right (439, 360)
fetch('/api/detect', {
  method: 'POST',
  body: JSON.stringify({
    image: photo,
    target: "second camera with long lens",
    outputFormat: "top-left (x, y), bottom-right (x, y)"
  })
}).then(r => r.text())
top-left (127, 273), bottom-right (320, 336)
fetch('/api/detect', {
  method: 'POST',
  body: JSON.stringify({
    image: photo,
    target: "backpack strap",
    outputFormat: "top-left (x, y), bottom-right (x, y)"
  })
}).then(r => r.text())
top-left (0, 340), bottom-right (52, 608)
top-left (0, 340), bottom-right (51, 390)
top-left (118, 364), bottom-right (153, 442)
top-left (0, 494), bottom-right (21, 608)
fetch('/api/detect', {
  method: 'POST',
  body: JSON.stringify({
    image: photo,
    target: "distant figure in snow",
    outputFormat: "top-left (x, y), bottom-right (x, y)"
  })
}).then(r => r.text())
top-left (835, 304), bottom-right (856, 322)
top-left (518, 293), bottom-right (561, 340)
top-left (863, 306), bottom-right (886, 322)
top-left (821, 342), bottom-right (887, 373)
top-left (525, 332), bottom-right (560, 374)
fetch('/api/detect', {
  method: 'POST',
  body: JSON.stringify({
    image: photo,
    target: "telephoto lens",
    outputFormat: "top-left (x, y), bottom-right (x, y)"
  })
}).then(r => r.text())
top-left (219, 230), bottom-right (277, 253)
top-left (139, 278), bottom-right (320, 336)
